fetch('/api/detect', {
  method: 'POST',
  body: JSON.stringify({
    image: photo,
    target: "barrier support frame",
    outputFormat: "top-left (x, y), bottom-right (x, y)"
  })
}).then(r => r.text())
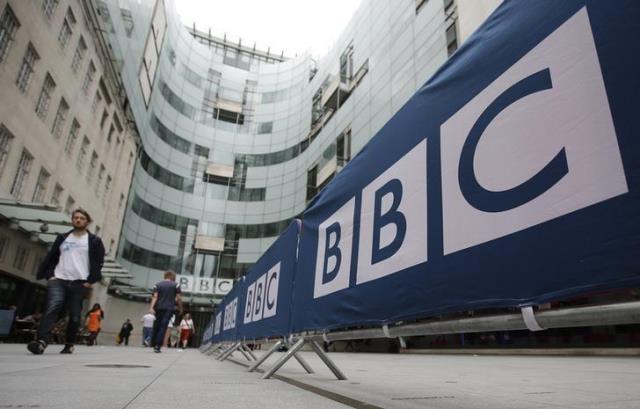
top-left (260, 337), bottom-right (347, 380)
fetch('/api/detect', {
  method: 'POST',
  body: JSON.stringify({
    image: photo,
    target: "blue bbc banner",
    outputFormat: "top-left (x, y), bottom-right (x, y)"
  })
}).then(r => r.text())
top-left (210, 309), bottom-right (223, 343)
top-left (291, 0), bottom-right (640, 332)
top-left (201, 315), bottom-right (215, 345)
top-left (237, 220), bottom-right (301, 340)
top-left (219, 281), bottom-right (242, 342)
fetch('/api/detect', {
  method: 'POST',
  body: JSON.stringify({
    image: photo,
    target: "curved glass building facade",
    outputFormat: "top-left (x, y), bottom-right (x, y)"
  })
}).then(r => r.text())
top-left (97, 0), bottom-right (482, 297)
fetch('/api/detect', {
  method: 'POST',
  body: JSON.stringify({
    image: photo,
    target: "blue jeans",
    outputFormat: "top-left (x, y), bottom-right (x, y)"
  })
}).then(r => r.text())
top-left (142, 327), bottom-right (153, 345)
top-left (37, 279), bottom-right (87, 344)
top-left (151, 310), bottom-right (173, 349)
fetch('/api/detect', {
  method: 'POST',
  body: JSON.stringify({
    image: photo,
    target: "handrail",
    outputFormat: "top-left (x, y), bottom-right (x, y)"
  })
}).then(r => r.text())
top-left (298, 301), bottom-right (640, 343)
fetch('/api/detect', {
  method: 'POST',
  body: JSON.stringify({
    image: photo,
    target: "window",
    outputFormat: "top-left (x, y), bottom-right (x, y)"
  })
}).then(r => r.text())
top-left (16, 43), bottom-right (39, 93)
top-left (10, 149), bottom-right (33, 200)
top-left (35, 73), bottom-right (56, 119)
top-left (150, 113), bottom-right (192, 153)
top-left (118, 193), bottom-right (125, 212)
top-left (107, 124), bottom-right (115, 143)
top-left (76, 136), bottom-right (89, 170)
top-left (43, 0), bottom-right (59, 20)
top-left (0, 5), bottom-right (20, 63)
top-left (138, 0), bottom-right (166, 107)
top-left (51, 183), bottom-right (63, 206)
top-left (82, 61), bottom-right (96, 93)
top-left (446, 24), bottom-right (458, 56)
top-left (13, 246), bottom-right (29, 271)
top-left (71, 36), bottom-right (87, 73)
top-left (64, 196), bottom-right (75, 214)
top-left (91, 90), bottom-right (103, 113)
top-left (95, 164), bottom-right (105, 198)
top-left (58, 8), bottom-right (75, 49)
top-left (100, 109), bottom-right (108, 129)
top-left (257, 122), bottom-right (273, 134)
top-left (32, 167), bottom-right (50, 203)
top-left (120, 8), bottom-right (134, 37)
top-left (51, 98), bottom-right (69, 138)
top-left (306, 165), bottom-right (318, 201)
top-left (64, 119), bottom-right (80, 155)
top-left (340, 44), bottom-right (354, 83)
top-left (104, 175), bottom-right (112, 198)
top-left (0, 124), bottom-right (15, 175)
top-left (337, 129), bottom-right (352, 166)
top-left (444, 0), bottom-right (458, 56)
top-left (87, 151), bottom-right (98, 182)
top-left (99, 78), bottom-right (112, 105)
top-left (416, 0), bottom-right (429, 12)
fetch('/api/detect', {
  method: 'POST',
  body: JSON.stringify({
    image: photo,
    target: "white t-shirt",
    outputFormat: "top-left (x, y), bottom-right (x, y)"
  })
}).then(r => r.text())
top-left (180, 318), bottom-right (194, 331)
top-left (54, 232), bottom-right (90, 281)
top-left (141, 313), bottom-right (156, 328)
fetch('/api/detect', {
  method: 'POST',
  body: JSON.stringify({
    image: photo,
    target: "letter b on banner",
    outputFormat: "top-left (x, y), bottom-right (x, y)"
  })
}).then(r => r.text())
top-left (357, 139), bottom-right (427, 284)
top-left (314, 199), bottom-right (355, 298)
top-left (322, 222), bottom-right (342, 284)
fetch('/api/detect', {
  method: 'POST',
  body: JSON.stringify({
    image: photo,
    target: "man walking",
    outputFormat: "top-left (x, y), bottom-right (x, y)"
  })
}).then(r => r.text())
top-left (140, 312), bottom-right (155, 346)
top-left (28, 209), bottom-right (105, 354)
top-left (149, 271), bottom-right (182, 353)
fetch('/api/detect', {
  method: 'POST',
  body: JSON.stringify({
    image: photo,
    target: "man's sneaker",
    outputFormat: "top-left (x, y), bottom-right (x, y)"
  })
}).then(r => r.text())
top-left (60, 344), bottom-right (74, 354)
top-left (27, 339), bottom-right (47, 355)
top-left (143, 340), bottom-right (150, 347)
top-left (153, 347), bottom-right (161, 353)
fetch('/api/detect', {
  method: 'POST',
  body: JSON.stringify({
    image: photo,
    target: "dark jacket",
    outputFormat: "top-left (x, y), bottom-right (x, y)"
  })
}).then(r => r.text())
top-left (119, 322), bottom-right (134, 336)
top-left (36, 230), bottom-right (105, 284)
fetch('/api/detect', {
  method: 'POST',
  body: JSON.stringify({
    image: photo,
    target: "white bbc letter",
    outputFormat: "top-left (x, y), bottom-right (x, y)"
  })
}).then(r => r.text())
top-left (229, 298), bottom-right (237, 329)
top-left (440, 8), bottom-right (627, 254)
top-left (357, 139), bottom-right (428, 284)
top-left (251, 274), bottom-right (267, 322)
top-left (243, 282), bottom-right (255, 324)
top-left (262, 262), bottom-right (280, 319)
top-left (313, 198), bottom-right (355, 298)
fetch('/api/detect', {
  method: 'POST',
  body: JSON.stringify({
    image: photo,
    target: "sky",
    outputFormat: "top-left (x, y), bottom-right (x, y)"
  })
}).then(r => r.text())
top-left (174, 0), bottom-right (363, 59)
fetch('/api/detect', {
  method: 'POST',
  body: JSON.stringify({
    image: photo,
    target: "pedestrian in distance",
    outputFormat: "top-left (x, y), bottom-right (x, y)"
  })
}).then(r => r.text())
top-left (85, 303), bottom-right (104, 346)
top-left (179, 312), bottom-right (195, 349)
top-left (140, 312), bottom-right (155, 347)
top-left (117, 319), bottom-right (134, 346)
top-left (28, 208), bottom-right (105, 355)
top-left (163, 314), bottom-right (175, 348)
top-left (149, 271), bottom-right (182, 353)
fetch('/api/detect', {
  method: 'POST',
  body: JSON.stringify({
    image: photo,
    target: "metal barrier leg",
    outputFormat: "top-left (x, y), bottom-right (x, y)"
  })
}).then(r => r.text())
top-left (248, 340), bottom-right (283, 372)
top-left (244, 345), bottom-right (258, 361)
top-left (218, 342), bottom-right (241, 361)
top-left (293, 352), bottom-right (315, 374)
top-left (309, 340), bottom-right (347, 380)
top-left (215, 343), bottom-right (229, 360)
top-left (262, 338), bottom-right (306, 379)
top-left (212, 344), bottom-right (225, 357)
top-left (237, 344), bottom-right (253, 361)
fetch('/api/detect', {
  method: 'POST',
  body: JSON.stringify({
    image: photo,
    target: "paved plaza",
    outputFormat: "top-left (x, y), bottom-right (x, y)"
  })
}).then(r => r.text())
top-left (1, 344), bottom-right (639, 409)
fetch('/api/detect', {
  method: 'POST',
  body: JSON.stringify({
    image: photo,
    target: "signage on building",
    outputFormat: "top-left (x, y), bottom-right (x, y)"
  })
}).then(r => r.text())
top-left (176, 275), bottom-right (233, 295)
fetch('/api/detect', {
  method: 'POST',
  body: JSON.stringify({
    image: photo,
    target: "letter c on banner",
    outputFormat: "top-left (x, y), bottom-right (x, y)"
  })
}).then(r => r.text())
top-left (371, 178), bottom-right (407, 264)
top-left (266, 271), bottom-right (277, 310)
top-left (458, 68), bottom-right (568, 212)
top-left (322, 222), bottom-right (342, 284)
